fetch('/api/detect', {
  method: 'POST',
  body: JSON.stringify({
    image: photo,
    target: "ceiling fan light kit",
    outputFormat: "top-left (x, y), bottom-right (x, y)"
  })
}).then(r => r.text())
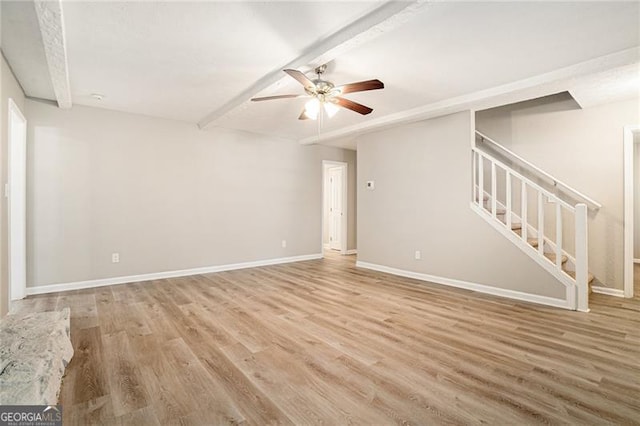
top-left (323, 101), bottom-right (340, 118)
top-left (303, 98), bottom-right (320, 120)
top-left (302, 97), bottom-right (340, 120)
top-left (251, 64), bottom-right (384, 121)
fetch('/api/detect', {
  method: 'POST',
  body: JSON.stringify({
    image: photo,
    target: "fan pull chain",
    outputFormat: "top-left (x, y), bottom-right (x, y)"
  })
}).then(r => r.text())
top-left (317, 106), bottom-right (323, 142)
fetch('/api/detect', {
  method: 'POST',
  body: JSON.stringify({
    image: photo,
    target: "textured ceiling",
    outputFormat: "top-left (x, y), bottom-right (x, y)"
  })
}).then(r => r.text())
top-left (223, 1), bottom-right (640, 147)
top-left (1, 1), bottom-right (54, 99)
top-left (2, 1), bottom-right (639, 149)
top-left (62, 1), bottom-right (384, 122)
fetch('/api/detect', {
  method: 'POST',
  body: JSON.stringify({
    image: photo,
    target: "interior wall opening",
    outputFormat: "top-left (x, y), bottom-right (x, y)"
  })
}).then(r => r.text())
top-left (322, 160), bottom-right (348, 255)
top-left (8, 98), bottom-right (27, 304)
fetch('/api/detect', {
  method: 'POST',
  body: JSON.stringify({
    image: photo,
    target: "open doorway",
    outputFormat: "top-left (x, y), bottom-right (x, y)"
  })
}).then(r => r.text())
top-left (322, 161), bottom-right (347, 255)
top-left (8, 99), bottom-right (27, 302)
top-left (624, 125), bottom-right (640, 298)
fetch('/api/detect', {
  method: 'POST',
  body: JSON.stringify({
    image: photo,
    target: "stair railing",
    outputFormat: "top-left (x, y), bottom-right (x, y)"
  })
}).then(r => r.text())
top-left (471, 147), bottom-right (589, 311)
top-left (476, 131), bottom-right (601, 211)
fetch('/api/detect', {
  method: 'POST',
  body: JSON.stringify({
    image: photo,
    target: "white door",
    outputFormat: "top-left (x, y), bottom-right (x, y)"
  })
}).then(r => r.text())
top-left (328, 167), bottom-right (343, 251)
top-left (8, 99), bottom-right (27, 301)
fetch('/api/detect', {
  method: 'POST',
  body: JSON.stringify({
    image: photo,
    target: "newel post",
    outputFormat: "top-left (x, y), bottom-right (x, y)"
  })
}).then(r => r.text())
top-left (574, 204), bottom-right (589, 312)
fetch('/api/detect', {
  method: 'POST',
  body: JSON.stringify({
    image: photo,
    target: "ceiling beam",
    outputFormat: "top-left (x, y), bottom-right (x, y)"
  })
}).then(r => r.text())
top-left (34, 0), bottom-right (72, 109)
top-left (299, 47), bottom-right (640, 145)
top-left (197, 0), bottom-right (427, 130)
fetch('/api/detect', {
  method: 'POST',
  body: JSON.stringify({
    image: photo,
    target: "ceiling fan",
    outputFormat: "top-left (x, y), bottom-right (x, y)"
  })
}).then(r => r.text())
top-left (251, 64), bottom-right (384, 121)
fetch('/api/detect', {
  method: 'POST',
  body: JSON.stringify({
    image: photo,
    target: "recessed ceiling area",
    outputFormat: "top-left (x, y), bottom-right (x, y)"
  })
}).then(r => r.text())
top-left (2, 1), bottom-right (639, 149)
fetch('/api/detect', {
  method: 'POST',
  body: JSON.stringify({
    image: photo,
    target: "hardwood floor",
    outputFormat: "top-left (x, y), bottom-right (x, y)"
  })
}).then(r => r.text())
top-left (12, 254), bottom-right (640, 425)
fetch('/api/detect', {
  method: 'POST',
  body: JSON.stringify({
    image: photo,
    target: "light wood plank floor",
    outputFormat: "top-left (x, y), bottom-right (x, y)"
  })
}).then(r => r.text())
top-left (13, 254), bottom-right (640, 425)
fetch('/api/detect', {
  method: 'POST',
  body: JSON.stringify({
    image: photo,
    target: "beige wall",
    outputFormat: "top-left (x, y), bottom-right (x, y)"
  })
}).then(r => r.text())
top-left (357, 111), bottom-right (564, 299)
top-left (476, 96), bottom-right (640, 291)
top-left (1, 54), bottom-right (26, 315)
top-left (26, 99), bottom-right (356, 288)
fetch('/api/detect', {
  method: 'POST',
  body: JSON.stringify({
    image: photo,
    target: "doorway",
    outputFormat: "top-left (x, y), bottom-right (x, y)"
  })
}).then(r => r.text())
top-left (8, 99), bottom-right (27, 301)
top-left (322, 161), bottom-right (347, 255)
top-left (624, 125), bottom-right (640, 298)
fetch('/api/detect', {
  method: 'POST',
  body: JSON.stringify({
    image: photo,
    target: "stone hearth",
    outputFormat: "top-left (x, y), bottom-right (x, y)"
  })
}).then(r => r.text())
top-left (0, 308), bottom-right (74, 405)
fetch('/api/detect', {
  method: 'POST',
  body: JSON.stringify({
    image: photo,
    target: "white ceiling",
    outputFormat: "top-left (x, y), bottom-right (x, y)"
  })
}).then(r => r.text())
top-left (2, 1), bottom-right (639, 150)
top-left (63, 1), bottom-right (384, 121)
top-left (1, 1), bottom-right (54, 99)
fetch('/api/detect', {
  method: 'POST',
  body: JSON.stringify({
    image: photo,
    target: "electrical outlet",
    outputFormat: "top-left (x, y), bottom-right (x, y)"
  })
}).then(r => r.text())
top-left (414, 250), bottom-right (421, 260)
top-left (112, 253), bottom-right (120, 263)
top-left (281, 240), bottom-right (287, 248)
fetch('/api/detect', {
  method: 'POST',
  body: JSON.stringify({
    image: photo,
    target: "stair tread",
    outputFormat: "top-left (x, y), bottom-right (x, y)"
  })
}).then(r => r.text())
top-left (564, 270), bottom-right (595, 284)
top-left (511, 223), bottom-right (522, 230)
top-left (514, 229), bottom-right (540, 245)
top-left (545, 253), bottom-right (568, 264)
top-left (513, 228), bottom-right (527, 236)
top-left (484, 205), bottom-right (506, 215)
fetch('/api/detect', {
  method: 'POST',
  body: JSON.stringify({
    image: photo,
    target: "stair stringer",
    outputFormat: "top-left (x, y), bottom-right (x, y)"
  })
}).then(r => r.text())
top-left (478, 191), bottom-right (582, 276)
top-left (470, 202), bottom-right (577, 310)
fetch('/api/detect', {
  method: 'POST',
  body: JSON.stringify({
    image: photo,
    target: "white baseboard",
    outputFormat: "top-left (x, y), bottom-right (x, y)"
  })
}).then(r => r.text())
top-left (344, 249), bottom-right (358, 255)
top-left (591, 286), bottom-right (625, 297)
top-left (356, 261), bottom-right (571, 310)
top-left (27, 253), bottom-right (323, 296)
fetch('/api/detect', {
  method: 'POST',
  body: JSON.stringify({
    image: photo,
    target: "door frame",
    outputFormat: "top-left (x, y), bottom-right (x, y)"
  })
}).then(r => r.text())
top-left (322, 160), bottom-right (348, 255)
top-left (8, 98), bottom-right (27, 302)
top-left (623, 124), bottom-right (640, 298)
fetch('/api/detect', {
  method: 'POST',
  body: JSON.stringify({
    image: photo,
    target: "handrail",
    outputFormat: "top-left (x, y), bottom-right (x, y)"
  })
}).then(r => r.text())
top-left (471, 147), bottom-right (590, 311)
top-left (475, 130), bottom-right (602, 210)
top-left (472, 147), bottom-right (575, 211)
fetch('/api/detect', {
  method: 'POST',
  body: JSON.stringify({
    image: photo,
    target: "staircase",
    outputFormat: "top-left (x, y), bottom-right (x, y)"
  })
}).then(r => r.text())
top-left (471, 131), bottom-right (600, 312)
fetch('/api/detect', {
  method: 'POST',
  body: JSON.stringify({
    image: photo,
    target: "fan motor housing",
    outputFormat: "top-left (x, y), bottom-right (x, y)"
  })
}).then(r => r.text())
top-left (306, 79), bottom-right (335, 96)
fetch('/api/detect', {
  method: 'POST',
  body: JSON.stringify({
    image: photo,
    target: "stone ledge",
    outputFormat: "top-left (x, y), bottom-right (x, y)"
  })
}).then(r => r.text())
top-left (0, 308), bottom-right (74, 405)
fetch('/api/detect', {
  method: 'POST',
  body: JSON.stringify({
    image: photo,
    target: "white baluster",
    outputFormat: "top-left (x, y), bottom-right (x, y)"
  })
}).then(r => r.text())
top-left (491, 162), bottom-right (497, 218)
top-left (506, 171), bottom-right (512, 230)
top-left (521, 181), bottom-right (528, 241)
top-left (472, 151), bottom-right (477, 204)
top-left (537, 191), bottom-right (544, 255)
top-left (478, 154), bottom-right (484, 210)
top-left (556, 203), bottom-right (563, 270)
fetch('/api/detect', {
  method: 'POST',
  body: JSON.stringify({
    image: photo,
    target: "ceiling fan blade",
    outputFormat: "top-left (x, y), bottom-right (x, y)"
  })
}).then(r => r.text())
top-left (284, 69), bottom-right (316, 89)
top-left (251, 94), bottom-right (304, 102)
top-left (333, 97), bottom-right (373, 115)
top-left (336, 79), bottom-right (384, 95)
